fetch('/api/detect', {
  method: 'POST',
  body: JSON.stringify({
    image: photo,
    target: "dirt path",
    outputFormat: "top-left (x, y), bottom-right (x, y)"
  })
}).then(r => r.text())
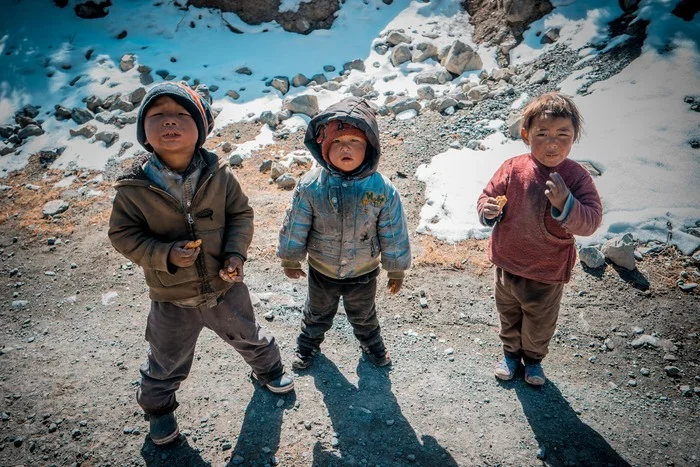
top-left (1, 114), bottom-right (698, 466)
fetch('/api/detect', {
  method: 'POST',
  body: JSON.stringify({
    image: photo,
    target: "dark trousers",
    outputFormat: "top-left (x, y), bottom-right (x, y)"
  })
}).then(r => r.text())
top-left (494, 267), bottom-right (564, 363)
top-left (137, 283), bottom-right (283, 416)
top-left (297, 267), bottom-right (382, 352)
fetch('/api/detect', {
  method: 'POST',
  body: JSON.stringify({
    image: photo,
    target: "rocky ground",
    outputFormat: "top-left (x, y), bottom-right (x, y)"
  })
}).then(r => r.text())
top-left (1, 23), bottom-right (700, 467)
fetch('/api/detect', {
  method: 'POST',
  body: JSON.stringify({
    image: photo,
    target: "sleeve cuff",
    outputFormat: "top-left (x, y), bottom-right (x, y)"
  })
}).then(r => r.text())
top-left (387, 270), bottom-right (405, 280)
top-left (281, 259), bottom-right (302, 269)
top-left (552, 192), bottom-right (574, 221)
top-left (151, 241), bottom-right (177, 273)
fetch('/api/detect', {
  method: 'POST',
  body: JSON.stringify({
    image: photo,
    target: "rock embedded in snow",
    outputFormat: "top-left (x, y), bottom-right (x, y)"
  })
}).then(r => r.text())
top-left (226, 90), bottom-right (240, 100)
top-left (18, 124), bottom-right (44, 139)
top-left (390, 44), bottom-right (412, 67)
top-left (236, 67), bottom-right (252, 75)
top-left (541, 27), bottom-right (561, 44)
top-left (343, 59), bottom-right (365, 73)
top-left (602, 233), bottom-right (636, 270)
top-left (0, 142), bottom-right (14, 156)
top-left (442, 40), bottom-right (483, 75)
top-left (310, 73), bottom-right (327, 85)
top-left (283, 95), bottom-right (319, 118)
top-left (129, 87), bottom-right (147, 105)
top-left (69, 124), bottom-right (97, 138)
top-left (386, 97), bottom-right (421, 116)
top-left (42, 200), bottom-right (69, 217)
top-left (412, 42), bottom-right (438, 63)
top-left (386, 31), bottom-right (412, 46)
top-left (71, 108), bottom-right (94, 125)
top-left (85, 96), bottom-right (103, 112)
top-left (119, 53), bottom-right (136, 72)
top-left (291, 73), bottom-right (310, 87)
top-left (258, 111), bottom-right (279, 129)
top-left (95, 131), bottom-right (119, 147)
top-left (417, 86), bottom-right (435, 100)
top-left (579, 246), bottom-right (605, 268)
top-left (54, 105), bottom-right (73, 121)
top-left (270, 76), bottom-right (290, 95)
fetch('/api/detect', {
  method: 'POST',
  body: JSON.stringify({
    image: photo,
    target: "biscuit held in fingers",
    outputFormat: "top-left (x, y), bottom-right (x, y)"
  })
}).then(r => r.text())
top-left (184, 239), bottom-right (202, 249)
top-left (495, 195), bottom-right (507, 210)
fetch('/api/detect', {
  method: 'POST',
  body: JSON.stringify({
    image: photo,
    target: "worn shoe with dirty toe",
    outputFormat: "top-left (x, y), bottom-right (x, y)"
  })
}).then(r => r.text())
top-left (148, 411), bottom-right (179, 446)
top-left (252, 371), bottom-right (295, 394)
top-left (361, 341), bottom-right (392, 367)
top-left (494, 355), bottom-right (520, 381)
top-left (524, 362), bottom-right (546, 386)
top-left (292, 346), bottom-right (319, 370)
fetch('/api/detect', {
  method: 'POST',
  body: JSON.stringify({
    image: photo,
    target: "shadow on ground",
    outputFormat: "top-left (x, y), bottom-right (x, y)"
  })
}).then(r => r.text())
top-left (498, 378), bottom-right (631, 466)
top-left (141, 435), bottom-right (211, 467)
top-left (308, 354), bottom-right (458, 467)
top-left (227, 382), bottom-right (297, 466)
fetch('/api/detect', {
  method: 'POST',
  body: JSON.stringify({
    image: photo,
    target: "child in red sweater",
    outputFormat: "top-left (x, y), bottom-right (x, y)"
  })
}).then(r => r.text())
top-left (477, 92), bottom-right (602, 386)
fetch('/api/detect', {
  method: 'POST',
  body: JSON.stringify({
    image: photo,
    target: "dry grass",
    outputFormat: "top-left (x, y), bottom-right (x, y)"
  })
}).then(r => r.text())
top-left (413, 236), bottom-right (492, 275)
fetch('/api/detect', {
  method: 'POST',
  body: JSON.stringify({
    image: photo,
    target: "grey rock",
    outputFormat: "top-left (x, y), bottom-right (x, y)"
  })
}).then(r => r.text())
top-left (140, 72), bottom-right (154, 85)
top-left (631, 334), bottom-right (658, 348)
top-left (310, 73), bottom-right (327, 85)
top-left (18, 124), bottom-right (44, 139)
top-left (0, 141), bottom-right (14, 156)
top-left (640, 368), bottom-right (650, 376)
top-left (664, 366), bottom-right (680, 377)
top-left (466, 85), bottom-right (489, 102)
top-left (110, 97), bottom-right (135, 113)
top-left (374, 43), bottom-right (389, 55)
top-left (231, 454), bottom-right (245, 464)
top-left (69, 124), bottom-right (97, 138)
top-left (390, 44), bottom-right (412, 67)
top-left (226, 90), bottom-right (240, 100)
top-left (529, 69), bottom-right (548, 85)
top-left (21, 104), bottom-right (40, 118)
top-left (275, 173), bottom-right (296, 190)
top-left (228, 154), bottom-right (244, 167)
top-left (386, 97), bottom-right (421, 116)
top-left (542, 27), bottom-right (561, 44)
top-left (116, 111), bottom-right (138, 126)
top-left (579, 246), bottom-right (605, 268)
top-left (71, 108), bottom-right (94, 124)
top-left (283, 95), bottom-right (319, 118)
top-left (602, 233), bottom-right (636, 270)
top-left (129, 87), bottom-right (147, 105)
top-left (259, 160), bottom-right (272, 173)
top-left (119, 53), bottom-right (136, 72)
top-left (413, 42), bottom-right (438, 63)
top-left (322, 81), bottom-right (342, 91)
top-left (0, 124), bottom-right (15, 138)
top-left (433, 97), bottom-right (458, 114)
top-left (95, 131), bottom-right (119, 146)
top-left (55, 105), bottom-right (73, 120)
top-left (236, 67), bottom-right (253, 75)
top-left (221, 141), bottom-right (233, 153)
top-left (506, 111), bottom-right (522, 139)
top-left (417, 86), bottom-right (435, 100)
top-left (343, 59), bottom-right (365, 73)
top-left (102, 93), bottom-right (122, 109)
top-left (85, 95), bottom-right (103, 112)
top-left (12, 300), bottom-right (29, 309)
top-left (270, 162), bottom-right (287, 180)
top-left (680, 385), bottom-right (692, 397)
top-left (258, 111), bottom-right (279, 129)
top-left (442, 40), bottom-right (483, 75)
top-left (42, 199), bottom-right (69, 217)
top-left (678, 282), bottom-right (697, 292)
top-left (386, 31), bottom-right (412, 46)
top-left (95, 110), bottom-right (118, 125)
top-left (270, 77), bottom-right (290, 95)
top-left (414, 72), bottom-right (439, 85)
top-left (292, 73), bottom-right (310, 87)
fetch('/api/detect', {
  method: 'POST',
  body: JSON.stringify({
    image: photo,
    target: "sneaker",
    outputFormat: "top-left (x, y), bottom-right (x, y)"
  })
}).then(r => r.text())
top-left (494, 355), bottom-right (520, 381)
top-left (361, 341), bottom-right (392, 367)
top-left (524, 363), bottom-right (546, 386)
top-left (148, 411), bottom-right (179, 446)
top-left (251, 372), bottom-right (295, 394)
top-left (292, 346), bottom-right (318, 370)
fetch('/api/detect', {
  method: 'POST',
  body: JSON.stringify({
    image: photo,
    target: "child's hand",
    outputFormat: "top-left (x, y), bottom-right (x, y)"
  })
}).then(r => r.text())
top-left (545, 172), bottom-right (570, 212)
top-left (483, 197), bottom-right (503, 220)
top-left (219, 256), bottom-right (244, 283)
top-left (284, 268), bottom-right (307, 279)
top-left (387, 278), bottom-right (403, 294)
top-left (168, 240), bottom-right (200, 268)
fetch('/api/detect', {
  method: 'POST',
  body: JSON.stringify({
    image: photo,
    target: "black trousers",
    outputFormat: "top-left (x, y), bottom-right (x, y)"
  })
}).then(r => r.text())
top-left (297, 267), bottom-right (383, 352)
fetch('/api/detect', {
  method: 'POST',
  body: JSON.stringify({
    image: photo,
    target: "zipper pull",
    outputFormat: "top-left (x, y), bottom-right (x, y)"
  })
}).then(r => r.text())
top-left (187, 213), bottom-right (194, 225)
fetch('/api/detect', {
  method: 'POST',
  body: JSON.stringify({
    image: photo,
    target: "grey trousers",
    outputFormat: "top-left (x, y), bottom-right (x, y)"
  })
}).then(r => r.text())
top-left (137, 282), bottom-right (284, 416)
top-left (494, 267), bottom-right (564, 363)
top-left (297, 267), bottom-right (382, 352)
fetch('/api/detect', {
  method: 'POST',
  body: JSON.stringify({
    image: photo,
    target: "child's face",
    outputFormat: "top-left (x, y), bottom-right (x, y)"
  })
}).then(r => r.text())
top-left (144, 96), bottom-right (198, 165)
top-left (327, 134), bottom-right (367, 173)
top-left (521, 116), bottom-right (575, 168)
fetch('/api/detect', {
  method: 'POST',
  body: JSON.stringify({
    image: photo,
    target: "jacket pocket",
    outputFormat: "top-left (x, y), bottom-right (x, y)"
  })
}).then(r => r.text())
top-left (154, 264), bottom-right (200, 287)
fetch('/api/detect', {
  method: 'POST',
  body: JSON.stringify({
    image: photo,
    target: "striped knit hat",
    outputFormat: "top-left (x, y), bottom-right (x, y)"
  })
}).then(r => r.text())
top-left (316, 120), bottom-right (368, 163)
top-left (136, 82), bottom-right (214, 151)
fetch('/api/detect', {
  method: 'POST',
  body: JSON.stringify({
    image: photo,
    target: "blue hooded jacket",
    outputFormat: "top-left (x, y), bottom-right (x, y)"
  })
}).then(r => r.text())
top-left (277, 97), bottom-right (411, 279)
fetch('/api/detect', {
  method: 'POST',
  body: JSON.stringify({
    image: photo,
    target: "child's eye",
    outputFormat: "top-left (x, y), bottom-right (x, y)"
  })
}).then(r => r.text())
top-left (179, 113), bottom-right (191, 117)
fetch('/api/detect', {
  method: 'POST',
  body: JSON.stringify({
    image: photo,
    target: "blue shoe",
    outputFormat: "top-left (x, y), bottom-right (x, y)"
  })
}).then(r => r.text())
top-left (494, 356), bottom-right (520, 381)
top-left (252, 372), bottom-right (295, 394)
top-left (148, 412), bottom-right (179, 446)
top-left (524, 363), bottom-right (546, 386)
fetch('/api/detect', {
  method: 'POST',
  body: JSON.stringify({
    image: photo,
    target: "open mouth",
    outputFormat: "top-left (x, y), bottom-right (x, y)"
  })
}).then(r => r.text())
top-left (162, 131), bottom-right (181, 138)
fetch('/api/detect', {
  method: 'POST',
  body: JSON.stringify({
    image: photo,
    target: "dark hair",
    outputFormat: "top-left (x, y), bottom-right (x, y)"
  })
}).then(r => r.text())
top-left (521, 92), bottom-right (584, 142)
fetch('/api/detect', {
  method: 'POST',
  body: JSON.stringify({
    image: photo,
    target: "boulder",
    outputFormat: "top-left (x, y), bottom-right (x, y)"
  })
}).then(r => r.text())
top-left (386, 97), bottom-right (421, 116)
top-left (602, 233), bottom-right (636, 270)
top-left (292, 73), bottom-right (310, 87)
top-left (42, 199), bottom-right (69, 217)
top-left (283, 95), bottom-right (319, 118)
top-left (579, 246), bottom-right (605, 268)
top-left (442, 40), bottom-right (483, 76)
top-left (129, 87), bottom-right (147, 105)
top-left (386, 31), bottom-right (412, 46)
top-left (417, 86), bottom-right (435, 100)
top-left (69, 123), bottom-right (97, 138)
top-left (270, 76), bottom-right (290, 95)
top-left (55, 105), bottom-right (73, 121)
top-left (0, 142), bottom-right (14, 156)
top-left (343, 59), bottom-right (365, 73)
top-left (275, 173), bottom-right (297, 190)
top-left (258, 110), bottom-right (279, 129)
top-left (413, 42), bottom-right (438, 63)
top-left (119, 53), bottom-right (136, 72)
top-left (390, 44), bottom-right (412, 67)
top-left (18, 124), bottom-right (44, 139)
top-left (228, 154), bottom-right (244, 167)
top-left (95, 131), bottom-right (119, 146)
top-left (71, 108), bottom-right (94, 124)
top-left (310, 73), bottom-right (327, 85)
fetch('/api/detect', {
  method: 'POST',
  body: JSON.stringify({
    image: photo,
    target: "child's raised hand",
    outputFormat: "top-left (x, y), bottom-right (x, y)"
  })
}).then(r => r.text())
top-left (545, 172), bottom-right (570, 212)
top-left (283, 268), bottom-right (307, 279)
top-left (483, 197), bottom-right (503, 220)
top-left (168, 240), bottom-right (200, 268)
top-left (387, 278), bottom-right (403, 294)
top-left (219, 256), bottom-right (244, 283)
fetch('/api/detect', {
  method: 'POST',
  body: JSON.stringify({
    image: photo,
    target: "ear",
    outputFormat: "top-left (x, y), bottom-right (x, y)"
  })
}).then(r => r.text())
top-left (520, 127), bottom-right (530, 146)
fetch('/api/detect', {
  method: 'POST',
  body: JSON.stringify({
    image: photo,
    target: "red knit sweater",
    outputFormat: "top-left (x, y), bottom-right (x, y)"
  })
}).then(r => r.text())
top-left (477, 153), bottom-right (603, 284)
